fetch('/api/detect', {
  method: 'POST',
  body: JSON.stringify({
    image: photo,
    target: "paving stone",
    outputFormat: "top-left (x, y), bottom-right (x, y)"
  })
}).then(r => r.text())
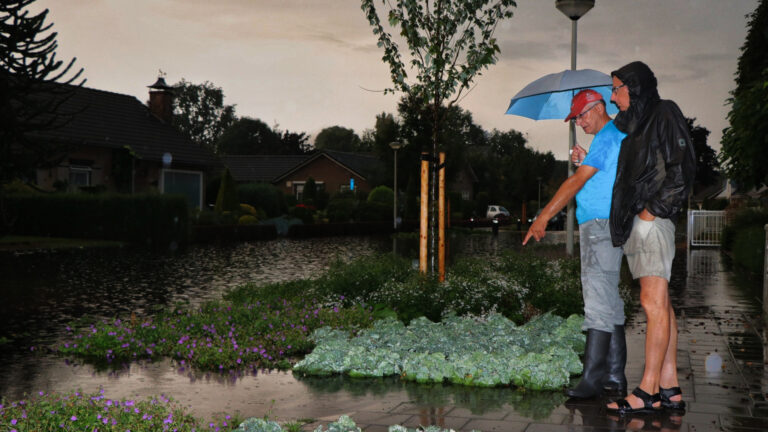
top-left (460, 418), bottom-right (529, 432)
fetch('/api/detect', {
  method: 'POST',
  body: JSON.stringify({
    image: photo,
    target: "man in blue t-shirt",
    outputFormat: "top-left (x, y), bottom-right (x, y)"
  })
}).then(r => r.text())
top-left (523, 89), bottom-right (627, 399)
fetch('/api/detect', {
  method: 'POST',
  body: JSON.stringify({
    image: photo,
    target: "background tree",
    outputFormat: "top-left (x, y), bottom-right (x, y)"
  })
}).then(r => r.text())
top-left (172, 78), bottom-right (236, 155)
top-left (1, 0), bottom-right (84, 183)
top-left (364, 112), bottom-right (400, 157)
top-left (279, 130), bottom-right (311, 155)
top-left (314, 125), bottom-right (365, 152)
top-left (217, 117), bottom-right (282, 155)
top-left (719, 0), bottom-right (768, 189)
top-left (362, 0), bottom-right (516, 272)
top-left (397, 95), bottom-right (485, 193)
top-left (686, 117), bottom-right (718, 192)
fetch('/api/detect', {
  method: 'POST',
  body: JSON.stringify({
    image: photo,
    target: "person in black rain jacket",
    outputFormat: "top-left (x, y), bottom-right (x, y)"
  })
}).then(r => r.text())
top-left (605, 61), bottom-right (695, 415)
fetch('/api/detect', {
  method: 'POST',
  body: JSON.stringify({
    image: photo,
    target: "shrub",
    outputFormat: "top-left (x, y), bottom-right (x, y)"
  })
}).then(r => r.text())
top-left (1, 179), bottom-right (40, 194)
top-left (6, 193), bottom-right (189, 250)
top-left (304, 177), bottom-right (318, 204)
top-left (214, 168), bottom-right (239, 213)
top-left (356, 201), bottom-right (390, 221)
top-left (732, 224), bottom-right (766, 274)
top-left (238, 214), bottom-right (259, 225)
top-left (289, 203), bottom-right (316, 224)
top-left (367, 185), bottom-right (393, 206)
top-left (326, 198), bottom-right (356, 222)
top-left (238, 183), bottom-right (286, 217)
top-left (722, 207), bottom-right (768, 252)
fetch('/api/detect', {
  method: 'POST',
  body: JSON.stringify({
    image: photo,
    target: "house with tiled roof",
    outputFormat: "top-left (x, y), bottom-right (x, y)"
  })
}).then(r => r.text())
top-left (223, 150), bottom-right (385, 201)
top-left (31, 78), bottom-right (218, 209)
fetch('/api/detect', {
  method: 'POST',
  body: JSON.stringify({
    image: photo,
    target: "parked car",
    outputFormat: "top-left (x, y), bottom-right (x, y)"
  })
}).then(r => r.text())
top-left (486, 205), bottom-right (510, 219)
top-left (529, 209), bottom-right (566, 230)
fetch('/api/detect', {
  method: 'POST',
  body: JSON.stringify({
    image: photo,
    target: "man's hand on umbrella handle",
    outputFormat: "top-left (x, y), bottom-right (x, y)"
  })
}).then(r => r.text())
top-left (522, 218), bottom-right (548, 245)
top-left (571, 143), bottom-right (586, 167)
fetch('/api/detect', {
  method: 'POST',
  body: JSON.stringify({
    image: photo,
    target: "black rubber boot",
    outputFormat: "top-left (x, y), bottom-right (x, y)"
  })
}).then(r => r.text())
top-left (603, 325), bottom-right (628, 397)
top-left (566, 329), bottom-right (611, 399)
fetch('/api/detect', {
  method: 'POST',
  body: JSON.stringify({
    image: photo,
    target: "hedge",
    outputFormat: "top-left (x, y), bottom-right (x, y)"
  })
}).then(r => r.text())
top-left (5, 193), bottom-right (189, 250)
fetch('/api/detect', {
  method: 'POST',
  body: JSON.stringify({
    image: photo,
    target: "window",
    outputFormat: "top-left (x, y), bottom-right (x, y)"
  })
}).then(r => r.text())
top-left (69, 166), bottom-right (91, 187)
top-left (161, 169), bottom-right (202, 209)
top-left (292, 182), bottom-right (305, 201)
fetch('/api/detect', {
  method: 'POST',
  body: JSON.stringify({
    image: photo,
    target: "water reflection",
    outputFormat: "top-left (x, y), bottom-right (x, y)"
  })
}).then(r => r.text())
top-left (296, 374), bottom-right (567, 419)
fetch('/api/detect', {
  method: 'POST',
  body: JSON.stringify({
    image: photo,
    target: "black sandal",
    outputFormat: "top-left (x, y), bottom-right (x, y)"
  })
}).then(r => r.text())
top-left (607, 387), bottom-right (661, 414)
top-left (660, 386), bottom-right (686, 411)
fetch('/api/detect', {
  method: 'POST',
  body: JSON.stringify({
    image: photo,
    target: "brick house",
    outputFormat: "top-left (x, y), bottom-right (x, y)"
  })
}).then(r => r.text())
top-left (223, 150), bottom-right (385, 200)
top-left (30, 78), bottom-right (219, 209)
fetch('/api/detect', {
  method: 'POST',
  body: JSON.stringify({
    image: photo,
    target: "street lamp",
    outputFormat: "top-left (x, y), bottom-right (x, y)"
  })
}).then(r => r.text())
top-left (537, 176), bottom-right (542, 212)
top-left (389, 141), bottom-right (406, 230)
top-left (556, 0), bottom-right (594, 256)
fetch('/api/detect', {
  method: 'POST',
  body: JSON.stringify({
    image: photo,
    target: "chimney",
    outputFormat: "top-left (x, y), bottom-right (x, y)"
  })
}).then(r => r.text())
top-left (147, 77), bottom-right (174, 123)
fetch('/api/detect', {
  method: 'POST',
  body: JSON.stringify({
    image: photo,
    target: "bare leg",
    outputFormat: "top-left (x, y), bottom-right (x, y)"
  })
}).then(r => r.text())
top-left (660, 299), bottom-right (682, 403)
top-left (607, 276), bottom-right (669, 410)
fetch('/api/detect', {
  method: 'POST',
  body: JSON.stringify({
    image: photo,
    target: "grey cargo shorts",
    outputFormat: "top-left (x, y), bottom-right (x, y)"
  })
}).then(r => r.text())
top-left (623, 214), bottom-right (675, 281)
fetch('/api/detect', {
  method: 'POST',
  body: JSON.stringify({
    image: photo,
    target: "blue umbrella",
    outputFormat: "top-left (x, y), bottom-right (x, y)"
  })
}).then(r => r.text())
top-left (505, 69), bottom-right (617, 120)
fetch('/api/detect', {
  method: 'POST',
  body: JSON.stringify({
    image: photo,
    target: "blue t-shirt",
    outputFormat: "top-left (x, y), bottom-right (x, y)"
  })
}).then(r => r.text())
top-left (575, 120), bottom-right (625, 224)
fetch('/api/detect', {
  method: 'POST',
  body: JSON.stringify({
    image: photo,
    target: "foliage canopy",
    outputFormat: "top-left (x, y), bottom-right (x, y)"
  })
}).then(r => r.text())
top-left (172, 78), bottom-right (236, 155)
top-left (719, 0), bottom-right (768, 189)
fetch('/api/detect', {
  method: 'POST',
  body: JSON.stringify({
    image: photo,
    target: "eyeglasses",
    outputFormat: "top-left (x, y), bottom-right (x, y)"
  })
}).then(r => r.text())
top-left (611, 84), bottom-right (626, 94)
top-left (575, 103), bottom-right (598, 121)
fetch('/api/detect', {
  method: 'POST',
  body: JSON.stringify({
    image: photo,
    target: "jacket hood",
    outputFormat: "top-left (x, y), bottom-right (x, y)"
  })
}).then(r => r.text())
top-left (611, 61), bottom-right (661, 134)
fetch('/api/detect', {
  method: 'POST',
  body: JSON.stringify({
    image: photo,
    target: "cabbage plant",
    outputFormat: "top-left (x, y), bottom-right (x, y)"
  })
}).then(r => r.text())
top-left (294, 313), bottom-right (584, 390)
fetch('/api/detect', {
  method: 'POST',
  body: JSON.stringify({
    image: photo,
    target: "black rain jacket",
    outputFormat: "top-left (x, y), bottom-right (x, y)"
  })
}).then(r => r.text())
top-left (609, 61), bottom-right (696, 247)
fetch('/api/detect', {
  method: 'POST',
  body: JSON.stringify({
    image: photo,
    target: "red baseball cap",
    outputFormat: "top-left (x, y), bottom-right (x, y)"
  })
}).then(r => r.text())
top-left (564, 89), bottom-right (603, 122)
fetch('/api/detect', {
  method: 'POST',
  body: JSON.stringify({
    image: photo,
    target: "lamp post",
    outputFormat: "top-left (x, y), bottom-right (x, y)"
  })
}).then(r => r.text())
top-left (389, 141), bottom-right (405, 230)
top-left (537, 176), bottom-right (542, 212)
top-left (556, 0), bottom-right (594, 256)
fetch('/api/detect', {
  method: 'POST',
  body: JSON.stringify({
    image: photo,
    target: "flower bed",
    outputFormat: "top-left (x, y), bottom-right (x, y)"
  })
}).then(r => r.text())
top-left (0, 389), bottom-right (235, 431)
top-left (57, 300), bottom-right (373, 371)
top-left (294, 313), bottom-right (584, 390)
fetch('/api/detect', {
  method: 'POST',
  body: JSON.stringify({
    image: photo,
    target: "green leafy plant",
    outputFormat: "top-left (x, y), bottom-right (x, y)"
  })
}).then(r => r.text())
top-left (294, 313), bottom-right (584, 390)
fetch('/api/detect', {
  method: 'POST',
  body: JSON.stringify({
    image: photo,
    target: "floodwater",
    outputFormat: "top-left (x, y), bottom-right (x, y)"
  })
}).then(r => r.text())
top-left (0, 229), bottom-right (569, 420)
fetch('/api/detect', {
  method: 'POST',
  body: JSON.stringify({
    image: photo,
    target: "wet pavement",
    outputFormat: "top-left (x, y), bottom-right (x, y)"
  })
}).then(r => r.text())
top-left (295, 248), bottom-right (768, 431)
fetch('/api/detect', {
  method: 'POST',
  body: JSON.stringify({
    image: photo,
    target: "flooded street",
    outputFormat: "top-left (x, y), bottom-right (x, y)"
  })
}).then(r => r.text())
top-left (0, 230), bottom-right (544, 406)
top-left (4, 234), bottom-right (761, 430)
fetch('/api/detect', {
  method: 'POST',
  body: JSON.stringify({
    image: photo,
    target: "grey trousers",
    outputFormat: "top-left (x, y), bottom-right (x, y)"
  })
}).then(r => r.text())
top-left (579, 219), bottom-right (625, 332)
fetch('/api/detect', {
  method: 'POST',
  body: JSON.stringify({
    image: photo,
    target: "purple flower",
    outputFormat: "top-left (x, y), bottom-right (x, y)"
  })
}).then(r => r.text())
top-left (11, 419), bottom-right (17, 425)
top-left (71, 415), bottom-right (78, 421)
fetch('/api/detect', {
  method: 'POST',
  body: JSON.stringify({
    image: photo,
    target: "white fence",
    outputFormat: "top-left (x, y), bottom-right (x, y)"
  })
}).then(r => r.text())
top-left (687, 210), bottom-right (726, 247)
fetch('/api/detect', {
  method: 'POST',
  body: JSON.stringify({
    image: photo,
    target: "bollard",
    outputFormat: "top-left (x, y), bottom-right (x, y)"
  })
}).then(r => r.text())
top-left (492, 218), bottom-right (499, 235)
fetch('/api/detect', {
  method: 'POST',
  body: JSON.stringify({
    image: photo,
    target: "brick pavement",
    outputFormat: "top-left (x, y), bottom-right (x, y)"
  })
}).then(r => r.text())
top-left (301, 249), bottom-right (768, 432)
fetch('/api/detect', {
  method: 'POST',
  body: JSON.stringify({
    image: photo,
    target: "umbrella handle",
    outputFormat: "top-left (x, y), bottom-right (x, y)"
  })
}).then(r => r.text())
top-left (571, 143), bottom-right (586, 167)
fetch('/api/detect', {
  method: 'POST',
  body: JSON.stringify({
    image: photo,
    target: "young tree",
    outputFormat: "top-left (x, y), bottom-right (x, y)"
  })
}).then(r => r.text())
top-left (172, 78), bottom-right (236, 155)
top-left (362, 0), bottom-right (516, 272)
top-left (1, 0), bottom-right (84, 183)
top-left (719, 0), bottom-right (768, 189)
